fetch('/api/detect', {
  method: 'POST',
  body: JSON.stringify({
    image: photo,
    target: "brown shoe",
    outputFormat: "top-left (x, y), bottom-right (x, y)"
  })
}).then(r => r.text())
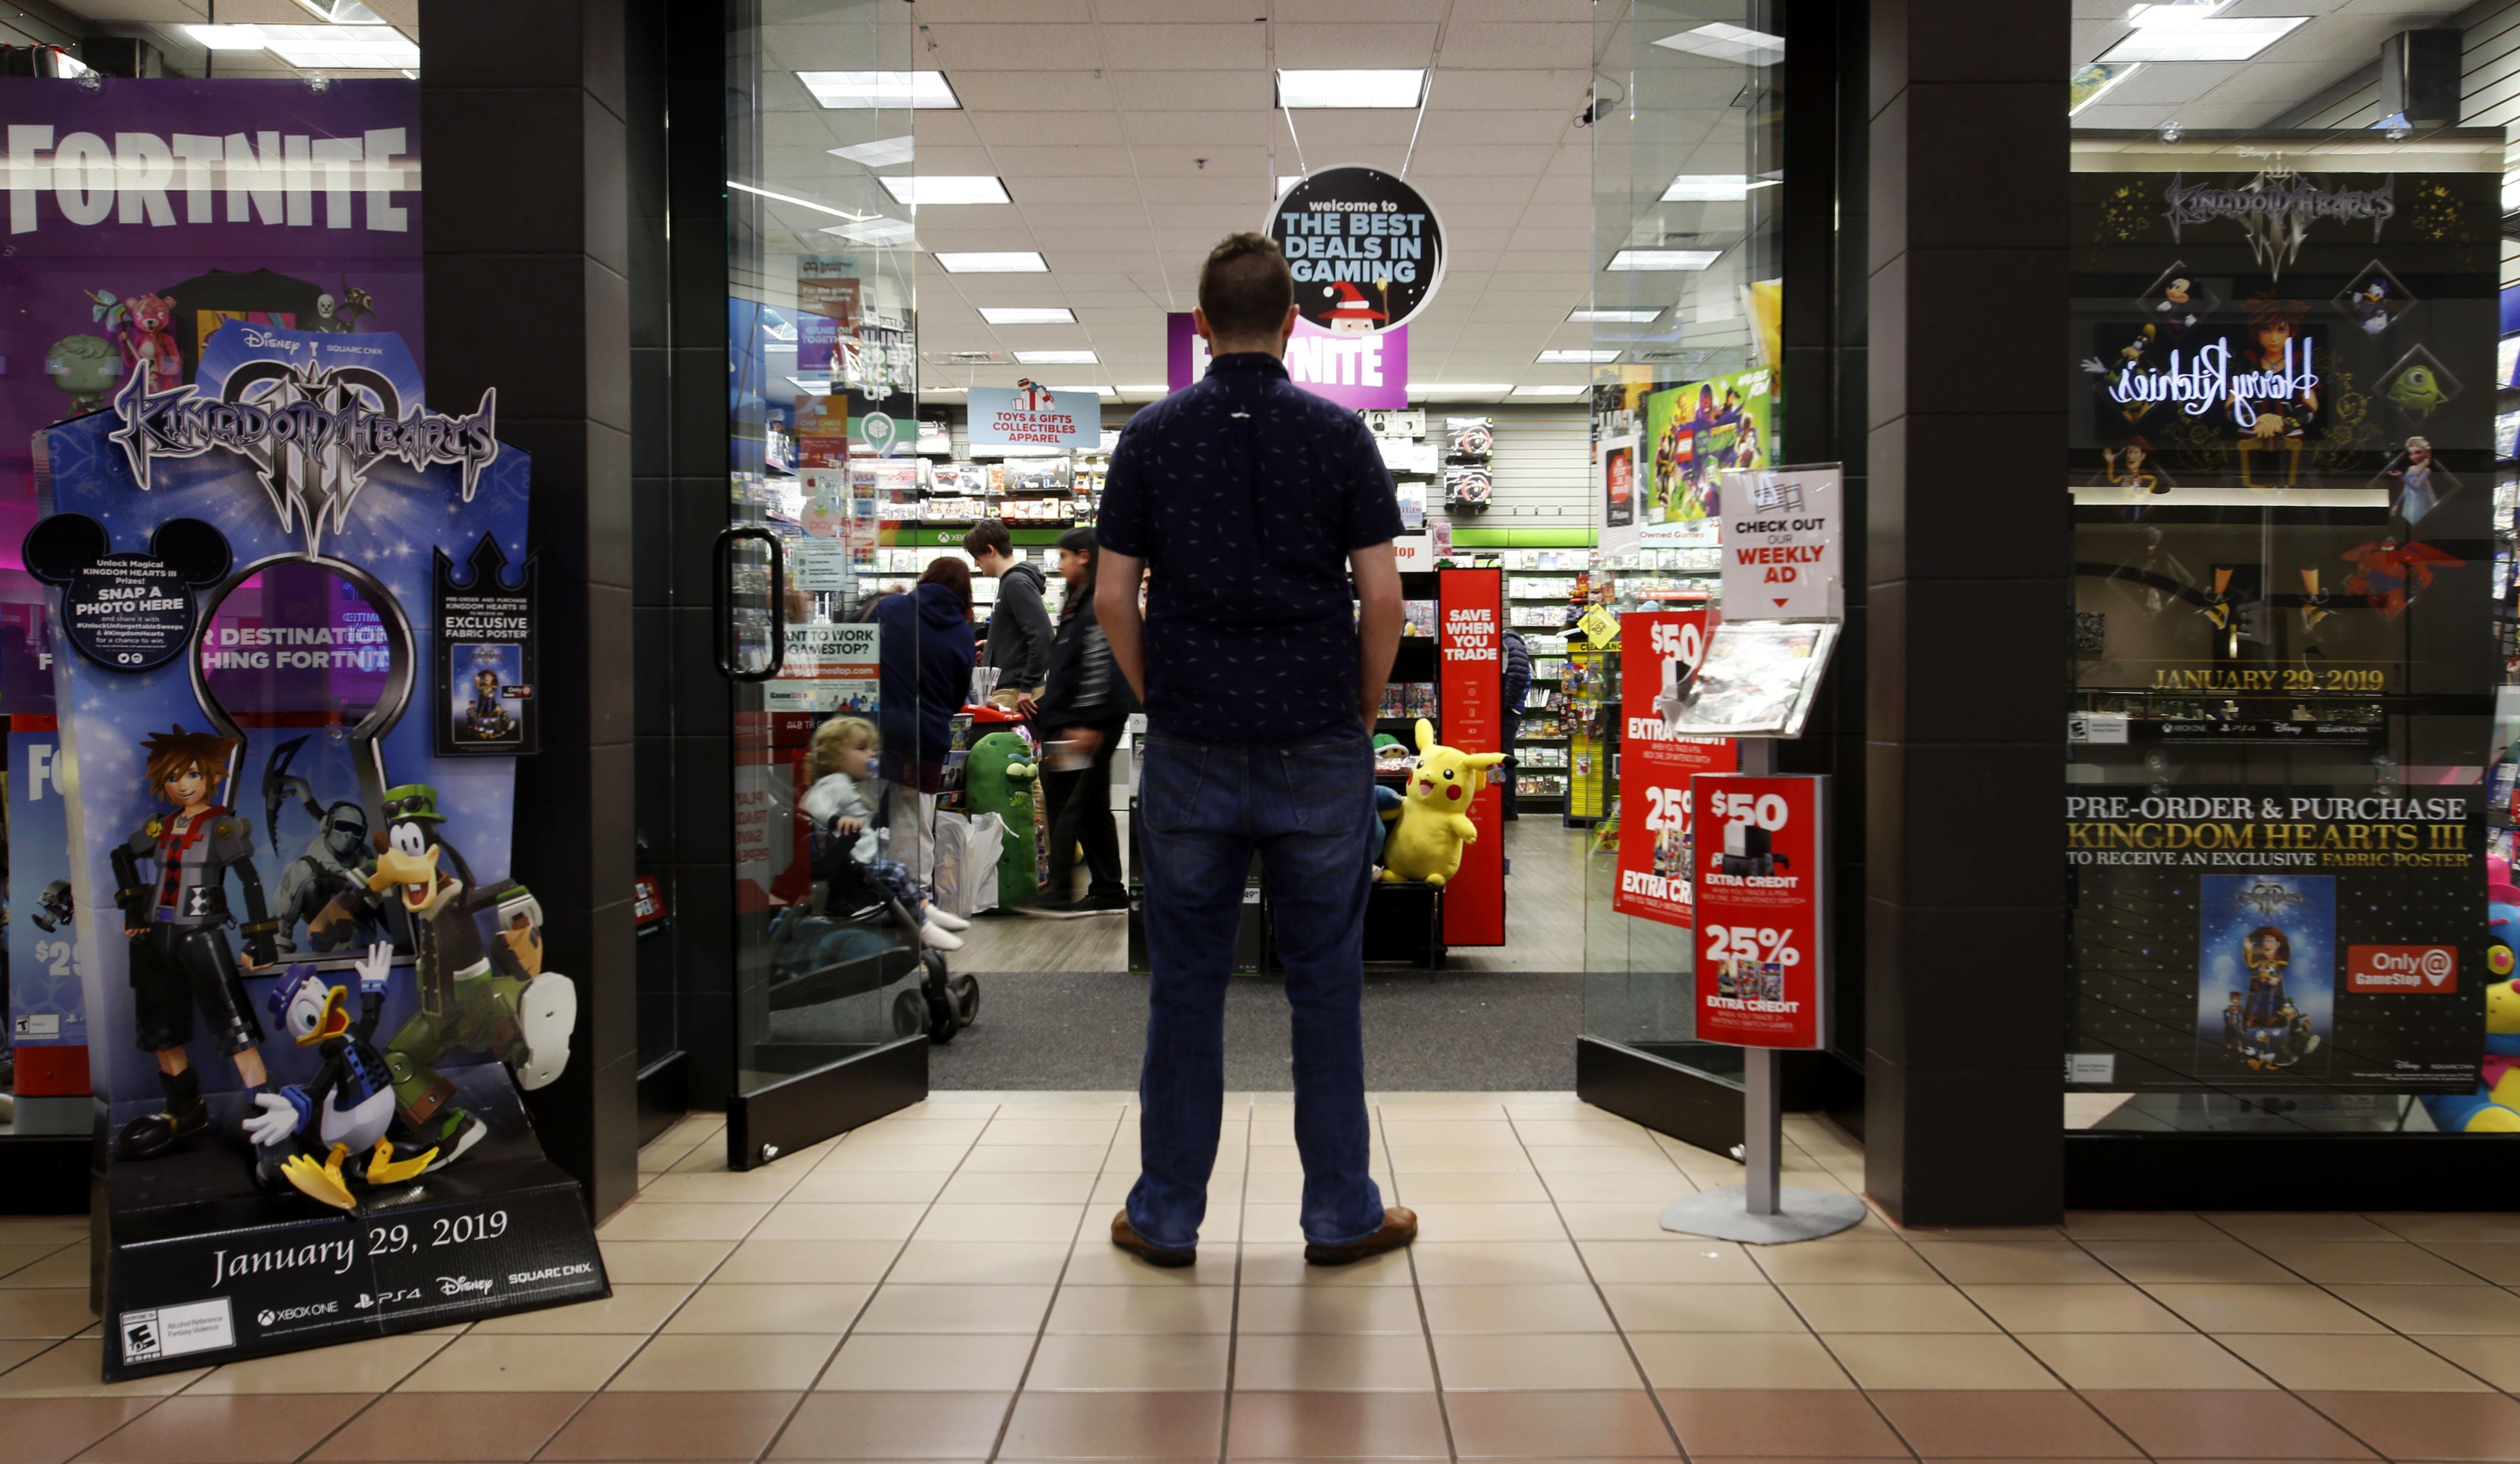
top-left (1110, 1210), bottom-right (1196, 1268)
top-left (1304, 1205), bottom-right (1418, 1266)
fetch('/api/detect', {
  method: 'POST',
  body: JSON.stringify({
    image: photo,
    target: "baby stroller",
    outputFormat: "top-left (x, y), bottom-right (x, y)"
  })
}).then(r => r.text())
top-left (762, 816), bottom-right (980, 1044)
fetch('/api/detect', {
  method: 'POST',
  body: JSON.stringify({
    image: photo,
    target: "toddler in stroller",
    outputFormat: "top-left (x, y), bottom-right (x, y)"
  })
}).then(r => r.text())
top-left (805, 716), bottom-right (969, 951)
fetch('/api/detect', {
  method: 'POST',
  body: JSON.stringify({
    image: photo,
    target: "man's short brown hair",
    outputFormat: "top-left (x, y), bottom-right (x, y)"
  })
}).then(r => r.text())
top-left (962, 520), bottom-right (1012, 559)
top-left (1198, 232), bottom-right (1294, 343)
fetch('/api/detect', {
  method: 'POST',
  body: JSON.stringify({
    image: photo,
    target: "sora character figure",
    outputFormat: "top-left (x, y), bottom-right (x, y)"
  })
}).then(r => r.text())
top-left (362, 784), bottom-right (576, 1169)
top-left (243, 945), bottom-right (438, 1209)
top-left (109, 727), bottom-right (285, 1162)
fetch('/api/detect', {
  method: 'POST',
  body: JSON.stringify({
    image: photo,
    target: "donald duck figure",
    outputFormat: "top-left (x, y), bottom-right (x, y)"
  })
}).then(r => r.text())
top-left (243, 943), bottom-right (438, 1209)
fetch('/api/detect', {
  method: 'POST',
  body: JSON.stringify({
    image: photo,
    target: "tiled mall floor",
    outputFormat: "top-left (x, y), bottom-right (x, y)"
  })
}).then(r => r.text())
top-left (9, 1097), bottom-right (2520, 1462)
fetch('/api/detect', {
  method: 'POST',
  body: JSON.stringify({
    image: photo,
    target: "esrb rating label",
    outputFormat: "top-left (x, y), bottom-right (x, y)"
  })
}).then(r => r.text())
top-left (120, 1297), bottom-right (234, 1364)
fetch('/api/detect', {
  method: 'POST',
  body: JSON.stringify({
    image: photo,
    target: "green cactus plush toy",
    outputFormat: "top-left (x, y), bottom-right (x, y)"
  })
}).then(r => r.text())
top-left (964, 730), bottom-right (1040, 906)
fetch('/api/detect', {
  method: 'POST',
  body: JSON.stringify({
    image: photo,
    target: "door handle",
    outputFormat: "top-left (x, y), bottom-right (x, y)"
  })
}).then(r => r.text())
top-left (712, 525), bottom-right (787, 683)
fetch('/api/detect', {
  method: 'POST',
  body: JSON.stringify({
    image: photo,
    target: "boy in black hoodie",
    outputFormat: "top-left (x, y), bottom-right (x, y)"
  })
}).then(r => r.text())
top-left (1019, 527), bottom-right (1137, 913)
top-left (966, 519), bottom-right (1053, 703)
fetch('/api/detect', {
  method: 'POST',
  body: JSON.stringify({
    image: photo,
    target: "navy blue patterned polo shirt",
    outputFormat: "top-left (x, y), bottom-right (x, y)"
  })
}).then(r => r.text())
top-left (1097, 352), bottom-right (1405, 744)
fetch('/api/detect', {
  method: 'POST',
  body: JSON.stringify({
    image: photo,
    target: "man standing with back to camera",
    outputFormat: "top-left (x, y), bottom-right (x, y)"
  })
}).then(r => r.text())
top-left (1095, 232), bottom-right (1416, 1267)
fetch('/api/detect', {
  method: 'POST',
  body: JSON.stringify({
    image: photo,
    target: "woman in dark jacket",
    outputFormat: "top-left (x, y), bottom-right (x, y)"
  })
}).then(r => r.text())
top-left (872, 558), bottom-right (978, 889)
top-left (1017, 527), bottom-right (1136, 913)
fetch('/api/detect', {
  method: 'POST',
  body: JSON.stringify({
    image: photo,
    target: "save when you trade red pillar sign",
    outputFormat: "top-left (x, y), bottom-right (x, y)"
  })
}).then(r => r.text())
top-left (1692, 773), bottom-right (1829, 1048)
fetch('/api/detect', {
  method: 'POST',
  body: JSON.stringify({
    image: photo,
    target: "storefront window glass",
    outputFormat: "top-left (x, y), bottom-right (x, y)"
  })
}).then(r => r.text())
top-left (2064, 129), bottom-right (2508, 1134)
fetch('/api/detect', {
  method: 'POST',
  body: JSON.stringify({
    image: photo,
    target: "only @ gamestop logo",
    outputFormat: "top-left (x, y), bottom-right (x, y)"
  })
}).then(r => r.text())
top-left (2348, 944), bottom-right (2457, 993)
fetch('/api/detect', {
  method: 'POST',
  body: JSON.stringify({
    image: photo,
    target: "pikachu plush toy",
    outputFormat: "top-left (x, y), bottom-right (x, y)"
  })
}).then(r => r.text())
top-left (1377, 718), bottom-right (1506, 887)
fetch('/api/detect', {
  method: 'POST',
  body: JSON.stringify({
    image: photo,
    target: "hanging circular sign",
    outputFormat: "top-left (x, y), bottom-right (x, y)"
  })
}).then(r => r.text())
top-left (1266, 166), bottom-right (1445, 334)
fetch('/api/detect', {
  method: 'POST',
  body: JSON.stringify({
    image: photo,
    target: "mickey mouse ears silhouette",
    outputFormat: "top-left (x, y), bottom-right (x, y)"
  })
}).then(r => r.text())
top-left (21, 514), bottom-right (231, 590)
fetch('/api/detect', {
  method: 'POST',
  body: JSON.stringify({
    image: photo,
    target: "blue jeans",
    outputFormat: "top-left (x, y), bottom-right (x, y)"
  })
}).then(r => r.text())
top-left (1127, 726), bottom-right (1385, 1250)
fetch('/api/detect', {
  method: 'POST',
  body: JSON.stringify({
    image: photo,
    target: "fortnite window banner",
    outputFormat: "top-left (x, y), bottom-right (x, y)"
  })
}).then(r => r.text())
top-left (2064, 788), bottom-right (2484, 1092)
top-left (1612, 610), bottom-right (1734, 928)
top-left (29, 321), bottom-right (605, 1381)
top-left (0, 79), bottom-right (422, 559)
top-left (2069, 145), bottom-right (2497, 752)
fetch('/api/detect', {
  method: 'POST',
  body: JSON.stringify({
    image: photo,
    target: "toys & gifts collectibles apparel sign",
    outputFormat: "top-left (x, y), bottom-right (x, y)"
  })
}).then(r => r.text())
top-left (968, 382), bottom-right (1098, 450)
top-left (1692, 774), bottom-right (1828, 1048)
top-left (2064, 789), bottom-right (2484, 1092)
top-left (1613, 610), bottom-right (1733, 927)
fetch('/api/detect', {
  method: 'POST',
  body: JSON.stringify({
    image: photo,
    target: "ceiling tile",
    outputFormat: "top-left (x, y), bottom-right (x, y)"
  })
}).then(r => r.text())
top-left (1438, 22), bottom-right (1593, 70)
top-left (948, 70), bottom-right (1120, 111)
top-left (1271, 23), bottom-right (1439, 68)
top-left (1100, 23), bottom-right (1269, 70)
top-left (973, 111), bottom-right (1130, 147)
top-left (1109, 70), bottom-right (1277, 110)
top-left (1120, 110), bottom-right (1272, 146)
top-left (908, 0), bottom-right (1095, 18)
top-left (1425, 69), bottom-right (1593, 110)
top-left (922, 23), bottom-right (1106, 70)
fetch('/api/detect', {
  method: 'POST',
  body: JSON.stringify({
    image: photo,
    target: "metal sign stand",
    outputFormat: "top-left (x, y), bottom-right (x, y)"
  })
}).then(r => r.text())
top-left (1657, 735), bottom-right (1868, 1245)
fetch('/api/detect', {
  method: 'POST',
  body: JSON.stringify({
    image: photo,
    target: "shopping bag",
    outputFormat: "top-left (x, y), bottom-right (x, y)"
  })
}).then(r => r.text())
top-left (933, 811), bottom-right (1005, 917)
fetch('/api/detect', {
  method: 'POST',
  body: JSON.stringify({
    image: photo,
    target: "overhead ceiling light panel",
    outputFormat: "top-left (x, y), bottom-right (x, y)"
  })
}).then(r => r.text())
top-left (830, 135), bottom-right (915, 168)
top-left (185, 23), bottom-right (268, 48)
top-left (822, 217), bottom-right (916, 246)
top-left (1653, 23), bottom-right (1785, 65)
top-left (934, 251), bottom-right (1047, 273)
top-left (881, 175), bottom-right (1009, 205)
top-left (979, 307), bottom-right (1075, 325)
top-left (1661, 174), bottom-right (1776, 202)
top-left (2100, 15), bottom-right (2304, 62)
top-left (1277, 175), bottom-right (1305, 195)
top-left (294, 0), bottom-right (385, 20)
top-left (1408, 383), bottom-right (1512, 398)
top-left (1608, 249), bottom-right (1721, 271)
top-left (1050, 384), bottom-right (1115, 397)
top-left (1277, 70), bottom-right (1427, 109)
top-left (257, 24), bottom-right (419, 68)
top-left (798, 70), bottom-right (962, 110)
top-left (1569, 307), bottom-right (1662, 323)
top-left (1117, 384), bottom-right (1171, 394)
top-left (1015, 349), bottom-right (1097, 365)
top-left (1539, 349), bottom-right (1621, 363)
top-left (1511, 384), bottom-right (1588, 397)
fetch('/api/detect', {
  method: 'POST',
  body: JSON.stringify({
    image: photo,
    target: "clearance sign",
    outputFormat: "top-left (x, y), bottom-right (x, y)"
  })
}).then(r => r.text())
top-left (1612, 610), bottom-right (1733, 927)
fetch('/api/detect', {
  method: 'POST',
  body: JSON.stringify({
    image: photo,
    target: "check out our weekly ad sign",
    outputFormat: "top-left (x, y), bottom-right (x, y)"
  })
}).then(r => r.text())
top-left (1167, 313), bottom-right (1408, 410)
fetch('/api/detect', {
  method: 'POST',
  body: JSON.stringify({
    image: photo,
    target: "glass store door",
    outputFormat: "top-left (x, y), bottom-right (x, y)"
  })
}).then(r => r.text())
top-left (715, 0), bottom-right (931, 1169)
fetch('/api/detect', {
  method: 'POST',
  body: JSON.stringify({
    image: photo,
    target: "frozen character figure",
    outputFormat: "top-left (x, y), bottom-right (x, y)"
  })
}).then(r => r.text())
top-left (2221, 990), bottom-right (2246, 1052)
top-left (465, 668), bottom-right (518, 742)
top-left (802, 716), bottom-right (970, 949)
top-left (2097, 437), bottom-right (2173, 498)
top-left (43, 334), bottom-right (122, 415)
top-left (273, 801), bottom-right (385, 956)
top-left (2229, 297), bottom-right (2317, 488)
top-left (367, 784), bottom-right (578, 1171)
top-left (2352, 277), bottom-right (2393, 335)
top-left (2381, 435), bottom-right (2457, 526)
top-left (2387, 362), bottom-right (2453, 422)
top-left (116, 292), bottom-right (181, 393)
top-left (2341, 536), bottom-right (2463, 618)
top-left (2239, 925), bottom-right (2290, 1031)
top-left (1321, 280), bottom-right (1385, 334)
top-left (108, 726), bottom-right (284, 1162)
top-left (242, 946), bottom-right (439, 1209)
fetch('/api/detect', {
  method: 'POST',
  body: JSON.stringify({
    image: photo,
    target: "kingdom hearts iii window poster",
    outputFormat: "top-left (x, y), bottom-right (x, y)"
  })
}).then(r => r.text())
top-left (2194, 873), bottom-right (2333, 1080)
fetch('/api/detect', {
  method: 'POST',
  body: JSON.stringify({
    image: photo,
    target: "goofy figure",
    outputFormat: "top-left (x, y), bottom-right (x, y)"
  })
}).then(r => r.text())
top-left (354, 785), bottom-right (575, 1170)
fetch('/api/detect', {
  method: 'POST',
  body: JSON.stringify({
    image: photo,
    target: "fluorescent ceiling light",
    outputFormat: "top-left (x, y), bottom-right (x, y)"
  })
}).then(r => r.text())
top-left (830, 135), bottom-right (915, 168)
top-left (1653, 23), bottom-right (1785, 65)
top-left (935, 251), bottom-right (1047, 273)
top-left (1608, 249), bottom-right (1721, 271)
top-left (881, 174), bottom-right (1009, 205)
top-left (1539, 349), bottom-right (1620, 363)
top-left (1117, 384), bottom-right (1170, 393)
top-left (787, 377), bottom-right (830, 398)
top-left (2123, 1), bottom-right (2235, 28)
top-left (1408, 383), bottom-right (1511, 397)
top-left (1015, 349), bottom-right (1098, 365)
top-left (257, 24), bottom-right (419, 68)
top-left (924, 386), bottom-right (967, 395)
top-left (186, 24), bottom-right (267, 48)
top-left (294, 0), bottom-right (383, 19)
top-left (1569, 307), bottom-right (1662, 323)
top-left (1050, 384), bottom-right (1115, 397)
top-left (1277, 70), bottom-right (1427, 109)
top-left (1277, 175), bottom-right (1305, 195)
top-left (1662, 174), bottom-right (1777, 202)
top-left (822, 217), bottom-right (916, 246)
top-left (1511, 384), bottom-right (1588, 397)
top-left (797, 70), bottom-right (962, 110)
top-left (2100, 15), bottom-right (2304, 62)
top-left (980, 307), bottom-right (1076, 325)
top-left (2069, 61), bottom-right (2142, 116)
top-left (729, 180), bottom-right (874, 221)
